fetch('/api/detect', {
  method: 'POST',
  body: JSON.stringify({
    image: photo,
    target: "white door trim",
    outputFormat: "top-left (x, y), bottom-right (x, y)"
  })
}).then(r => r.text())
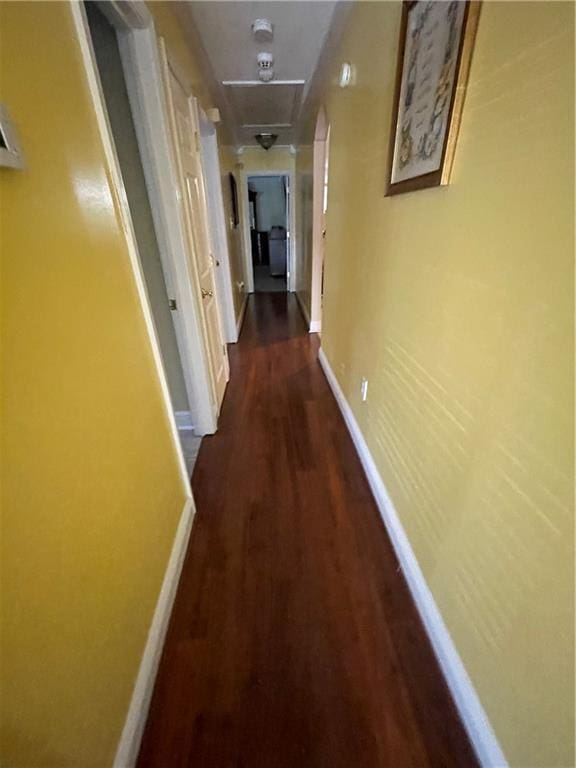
top-left (199, 116), bottom-right (238, 343)
top-left (71, 1), bottom-right (194, 486)
top-left (239, 169), bottom-right (297, 294)
top-left (311, 108), bottom-right (329, 334)
top-left (92, 0), bottom-right (217, 435)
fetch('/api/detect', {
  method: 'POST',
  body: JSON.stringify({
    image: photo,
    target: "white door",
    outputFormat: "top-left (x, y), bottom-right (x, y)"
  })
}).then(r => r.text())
top-left (199, 124), bottom-right (237, 344)
top-left (161, 50), bottom-right (229, 413)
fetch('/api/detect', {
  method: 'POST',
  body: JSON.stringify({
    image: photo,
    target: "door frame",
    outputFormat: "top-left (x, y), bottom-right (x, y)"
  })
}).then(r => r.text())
top-left (239, 169), bottom-right (297, 294)
top-left (85, 0), bottom-right (218, 435)
top-left (71, 0), bottom-right (192, 490)
top-left (160, 47), bottom-right (230, 411)
top-left (198, 111), bottom-right (238, 343)
top-left (311, 107), bottom-right (330, 333)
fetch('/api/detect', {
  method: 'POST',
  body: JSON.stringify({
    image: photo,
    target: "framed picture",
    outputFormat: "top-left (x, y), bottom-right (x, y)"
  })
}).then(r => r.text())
top-left (229, 172), bottom-right (239, 227)
top-left (386, 1), bottom-right (481, 196)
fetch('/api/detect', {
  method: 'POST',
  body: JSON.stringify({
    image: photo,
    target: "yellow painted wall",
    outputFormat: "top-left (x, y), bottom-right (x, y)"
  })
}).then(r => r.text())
top-left (295, 145), bottom-right (314, 319)
top-left (320, 2), bottom-right (574, 766)
top-left (0, 3), bottom-right (189, 766)
top-left (239, 146), bottom-right (295, 174)
top-left (219, 145), bottom-right (246, 322)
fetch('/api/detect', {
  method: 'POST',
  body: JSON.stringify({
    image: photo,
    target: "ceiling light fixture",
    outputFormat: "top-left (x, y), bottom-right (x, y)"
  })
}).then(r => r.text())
top-left (252, 18), bottom-right (273, 42)
top-left (255, 133), bottom-right (278, 151)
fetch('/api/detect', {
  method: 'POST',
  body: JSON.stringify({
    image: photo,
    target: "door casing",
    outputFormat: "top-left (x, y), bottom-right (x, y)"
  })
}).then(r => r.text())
top-left (161, 46), bottom-right (229, 413)
top-left (239, 168), bottom-right (297, 294)
top-left (311, 107), bottom-right (330, 334)
top-left (91, 0), bottom-right (218, 435)
top-left (198, 114), bottom-right (238, 344)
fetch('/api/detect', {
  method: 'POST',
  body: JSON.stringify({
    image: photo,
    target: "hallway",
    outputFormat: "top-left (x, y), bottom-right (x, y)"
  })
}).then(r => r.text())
top-left (138, 294), bottom-right (477, 768)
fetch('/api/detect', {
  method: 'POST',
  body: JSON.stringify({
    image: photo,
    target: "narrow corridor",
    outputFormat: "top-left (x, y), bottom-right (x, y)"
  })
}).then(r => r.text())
top-left (138, 294), bottom-right (477, 768)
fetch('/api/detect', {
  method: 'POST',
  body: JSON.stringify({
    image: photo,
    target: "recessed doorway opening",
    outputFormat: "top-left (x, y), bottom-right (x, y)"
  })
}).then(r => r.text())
top-left (247, 174), bottom-right (290, 293)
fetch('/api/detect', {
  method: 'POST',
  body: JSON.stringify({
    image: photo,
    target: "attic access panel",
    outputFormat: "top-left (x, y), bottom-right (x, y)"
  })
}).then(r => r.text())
top-left (223, 82), bottom-right (304, 130)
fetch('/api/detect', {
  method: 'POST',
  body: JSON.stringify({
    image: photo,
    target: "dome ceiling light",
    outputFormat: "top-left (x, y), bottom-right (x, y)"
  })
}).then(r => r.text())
top-left (252, 18), bottom-right (274, 42)
top-left (255, 133), bottom-right (278, 151)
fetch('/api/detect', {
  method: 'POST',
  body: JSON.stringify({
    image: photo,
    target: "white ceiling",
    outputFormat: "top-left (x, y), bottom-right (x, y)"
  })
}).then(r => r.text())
top-left (178, 1), bottom-right (346, 147)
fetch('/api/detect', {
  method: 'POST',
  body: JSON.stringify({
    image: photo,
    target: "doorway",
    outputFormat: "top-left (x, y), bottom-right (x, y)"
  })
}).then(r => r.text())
top-left (248, 175), bottom-right (289, 293)
top-left (85, 2), bottom-right (203, 471)
top-left (310, 108), bottom-right (330, 333)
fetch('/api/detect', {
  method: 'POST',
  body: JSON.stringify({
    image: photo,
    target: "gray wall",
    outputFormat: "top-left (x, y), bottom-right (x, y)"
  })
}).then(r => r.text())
top-left (87, 3), bottom-right (189, 412)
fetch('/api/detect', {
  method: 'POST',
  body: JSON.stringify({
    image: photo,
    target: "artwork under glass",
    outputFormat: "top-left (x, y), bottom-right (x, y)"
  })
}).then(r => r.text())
top-left (387, 1), bottom-right (480, 196)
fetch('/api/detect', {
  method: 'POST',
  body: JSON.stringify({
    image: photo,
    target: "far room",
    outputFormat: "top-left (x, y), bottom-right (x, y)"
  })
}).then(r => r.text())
top-left (247, 174), bottom-right (289, 292)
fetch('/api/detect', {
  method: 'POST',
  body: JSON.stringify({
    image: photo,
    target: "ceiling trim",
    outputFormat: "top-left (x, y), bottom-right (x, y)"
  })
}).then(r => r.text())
top-left (241, 123), bottom-right (292, 129)
top-left (222, 80), bottom-right (306, 88)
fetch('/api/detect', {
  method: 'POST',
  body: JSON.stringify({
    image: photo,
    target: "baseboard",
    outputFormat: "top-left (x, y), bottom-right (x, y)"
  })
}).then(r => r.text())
top-left (174, 411), bottom-right (193, 431)
top-left (236, 294), bottom-right (248, 339)
top-left (317, 348), bottom-right (508, 768)
top-left (309, 319), bottom-right (321, 333)
top-left (114, 496), bottom-right (196, 768)
top-left (295, 291), bottom-right (311, 329)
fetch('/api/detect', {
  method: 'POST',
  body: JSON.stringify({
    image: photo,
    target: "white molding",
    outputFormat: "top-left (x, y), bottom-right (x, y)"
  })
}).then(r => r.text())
top-left (113, 496), bottom-right (195, 768)
top-left (317, 347), bottom-right (509, 768)
top-left (115, 25), bottom-right (217, 436)
top-left (310, 129), bottom-right (328, 332)
top-left (174, 411), bottom-right (193, 431)
top-left (309, 320), bottom-right (321, 333)
top-left (236, 294), bottom-right (248, 338)
top-left (237, 170), bottom-right (254, 293)
top-left (239, 168), bottom-right (297, 294)
top-left (71, 2), bottom-right (191, 493)
top-left (117, 29), bottom-right (216, 435)
top-left (199, 124), bottom-right (238, 344)
top-left (97, 0), bottom-right (150, 30)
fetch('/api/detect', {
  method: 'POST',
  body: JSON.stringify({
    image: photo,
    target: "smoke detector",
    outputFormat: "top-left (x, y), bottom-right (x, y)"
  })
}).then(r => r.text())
top-left (258, 68), bottom-right (274, 83)
top-left (257, 52), bottom-right (273, 69)
top-left (252, 18), bottom-right (273, 42)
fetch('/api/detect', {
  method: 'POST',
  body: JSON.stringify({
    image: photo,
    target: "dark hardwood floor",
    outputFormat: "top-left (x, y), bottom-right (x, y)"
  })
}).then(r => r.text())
top-left (138, 293), bottom-right (478, 768)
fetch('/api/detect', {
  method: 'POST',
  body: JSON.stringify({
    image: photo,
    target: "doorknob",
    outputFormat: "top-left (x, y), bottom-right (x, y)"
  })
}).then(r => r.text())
top-left (201, 288), bottom-right (213, 298)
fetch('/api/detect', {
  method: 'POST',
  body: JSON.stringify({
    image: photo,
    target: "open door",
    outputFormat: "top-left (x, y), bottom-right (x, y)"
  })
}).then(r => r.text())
top-left (161, 43), bottom-right (229, 413)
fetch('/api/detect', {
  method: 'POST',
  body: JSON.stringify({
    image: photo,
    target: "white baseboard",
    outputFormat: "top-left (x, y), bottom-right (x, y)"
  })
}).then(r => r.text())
top-left (317, 348), bottom-right (508, 768)
top-left (309, 319), bottom-right (321, 333)
top-left (114, 496), bottom-right (196, 768)
top-left (174, 410), bottom-right (193, 431)
top-left (236, 294), bottom-right (248, 339)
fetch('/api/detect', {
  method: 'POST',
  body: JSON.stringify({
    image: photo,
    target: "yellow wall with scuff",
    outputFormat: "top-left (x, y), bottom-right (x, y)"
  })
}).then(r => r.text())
top-left (320, 2), bottom-right (574, 766)
top-left (0, 3), bottom-right (197, 766)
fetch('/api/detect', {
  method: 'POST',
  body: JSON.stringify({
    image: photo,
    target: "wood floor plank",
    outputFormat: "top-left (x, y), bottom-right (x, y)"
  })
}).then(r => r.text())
top-left (138, 293), bottom-right (478, 768)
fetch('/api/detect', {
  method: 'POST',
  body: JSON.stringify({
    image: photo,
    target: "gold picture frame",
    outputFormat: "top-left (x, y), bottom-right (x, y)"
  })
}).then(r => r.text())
top-left (386, 1), bottom-right (481, 196)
